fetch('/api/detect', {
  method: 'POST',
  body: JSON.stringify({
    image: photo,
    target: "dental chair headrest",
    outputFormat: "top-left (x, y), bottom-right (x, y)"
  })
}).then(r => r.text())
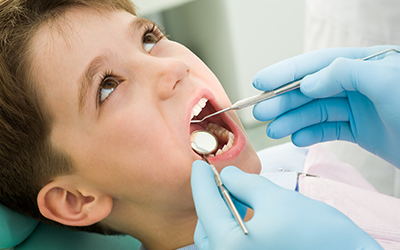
top-left (0, 203), bottom-right (141, 250)
top-left (0, 203), bottom-right (38, 249)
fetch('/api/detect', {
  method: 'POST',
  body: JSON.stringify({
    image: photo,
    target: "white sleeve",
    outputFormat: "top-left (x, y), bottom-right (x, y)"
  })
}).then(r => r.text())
top-left (257, 143), bottom-right (309, 190)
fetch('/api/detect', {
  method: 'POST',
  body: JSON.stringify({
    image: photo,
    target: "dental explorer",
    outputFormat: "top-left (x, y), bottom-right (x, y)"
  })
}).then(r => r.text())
top-left (191, 48), bottom-right (400, 124)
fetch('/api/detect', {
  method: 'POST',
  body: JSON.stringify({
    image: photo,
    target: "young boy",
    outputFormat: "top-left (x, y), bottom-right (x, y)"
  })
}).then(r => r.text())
top-left (3, 1), bottom-right (399, 249)
top-left (0, 0), bottom-right (261, 249)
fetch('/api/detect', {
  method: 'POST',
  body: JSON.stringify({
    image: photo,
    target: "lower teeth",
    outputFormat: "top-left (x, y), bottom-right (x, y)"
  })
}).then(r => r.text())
top-left (205, 123), bottom-right (235, 156)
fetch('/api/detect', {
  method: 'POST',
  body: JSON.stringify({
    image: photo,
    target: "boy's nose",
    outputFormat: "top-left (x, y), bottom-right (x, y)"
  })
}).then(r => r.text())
top-left (153, 58), bottom-right (190, 100)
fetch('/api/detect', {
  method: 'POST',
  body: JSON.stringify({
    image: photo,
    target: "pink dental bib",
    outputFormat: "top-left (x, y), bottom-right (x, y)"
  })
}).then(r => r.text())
top-left (298, 145), bottom-right (400, 250)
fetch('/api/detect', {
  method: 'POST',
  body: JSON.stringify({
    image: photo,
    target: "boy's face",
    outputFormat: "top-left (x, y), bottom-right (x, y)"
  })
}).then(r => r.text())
top-left (31, 8), bottom-right (260, 210)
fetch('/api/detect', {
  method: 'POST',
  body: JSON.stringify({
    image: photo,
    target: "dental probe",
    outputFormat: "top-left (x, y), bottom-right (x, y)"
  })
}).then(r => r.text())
top-left (191, 48), bottom-right (400, 124)
top-left (190, 130), bottom-right (249, 235)
top-left (190, 79), bottom-right (300, 123)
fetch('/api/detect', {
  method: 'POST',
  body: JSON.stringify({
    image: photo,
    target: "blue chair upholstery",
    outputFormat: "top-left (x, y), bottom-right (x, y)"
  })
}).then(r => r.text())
top-left (0, 204), bottom-right (38, 249)
top-left (1, 203), bottom-right (141, 250)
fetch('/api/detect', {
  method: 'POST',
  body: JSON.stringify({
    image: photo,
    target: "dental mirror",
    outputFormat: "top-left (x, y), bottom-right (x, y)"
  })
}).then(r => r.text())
top-left (190, 130), bottom-right (249, 235)
top-left (190, 130), bottom-right (218, 155)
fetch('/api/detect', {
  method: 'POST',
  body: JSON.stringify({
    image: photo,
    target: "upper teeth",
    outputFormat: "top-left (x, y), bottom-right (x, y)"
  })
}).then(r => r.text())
top-left (191, 98), bottom-right (207, 119)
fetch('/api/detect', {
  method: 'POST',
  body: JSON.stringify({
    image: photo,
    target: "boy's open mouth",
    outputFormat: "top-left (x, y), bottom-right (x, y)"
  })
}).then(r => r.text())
top-left (190, 98), bottom-right (235, 157)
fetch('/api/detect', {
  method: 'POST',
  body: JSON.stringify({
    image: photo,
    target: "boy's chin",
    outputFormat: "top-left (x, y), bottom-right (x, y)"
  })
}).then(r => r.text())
top-left (230, 145), bottom-right (262, 175)
top-left (241, 131), bottom-right (262, 174)
top-left (244, 150), bottom-right (262, 174)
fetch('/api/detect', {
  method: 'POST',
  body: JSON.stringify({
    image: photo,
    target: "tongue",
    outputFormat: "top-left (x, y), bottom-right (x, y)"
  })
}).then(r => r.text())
top-left (190, 123), bottom-right (206, 134)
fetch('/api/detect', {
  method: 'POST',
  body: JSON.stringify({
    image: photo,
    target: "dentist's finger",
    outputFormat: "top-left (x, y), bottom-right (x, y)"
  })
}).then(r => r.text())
top-left (266, 98), bottom-right (351, 139)
top-left (291, 122), bottom-right (355, 147)
top-left (252, 46), bottom-right (392, 92)
top-left (253, 89), bottom-right (313, 122)
top-left (191, 161), bottom-right (243, 235)
top-left (252, 49), bottom-right (340, 91)
top-left (193, 220), bottom-right (211, 250)
top-left (219, 166), bottom-right (289, 212)
top-left (301, 46), bottom-right (400, 100)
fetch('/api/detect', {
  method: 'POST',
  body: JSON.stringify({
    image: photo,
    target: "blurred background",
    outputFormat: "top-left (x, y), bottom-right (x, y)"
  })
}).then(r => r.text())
top-left (132, 0), bottom-right (400, 198)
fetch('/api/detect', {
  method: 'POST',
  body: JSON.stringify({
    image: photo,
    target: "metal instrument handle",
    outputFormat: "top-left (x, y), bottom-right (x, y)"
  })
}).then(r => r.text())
top-left (230, 79), bottom-right (301, 110)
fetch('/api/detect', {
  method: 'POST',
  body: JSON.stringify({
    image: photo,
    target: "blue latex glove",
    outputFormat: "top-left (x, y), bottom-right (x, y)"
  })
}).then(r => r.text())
top-left (191, 160), bottom-right (382, 250)
top-left (253, 45), bottom-right (400, 168)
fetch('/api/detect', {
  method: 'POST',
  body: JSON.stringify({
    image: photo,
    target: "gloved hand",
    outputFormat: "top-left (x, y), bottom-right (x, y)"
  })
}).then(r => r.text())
top-left (191, 160), bottom-right (382, 250)
top-left (252, 45), bottom-right (400, 168)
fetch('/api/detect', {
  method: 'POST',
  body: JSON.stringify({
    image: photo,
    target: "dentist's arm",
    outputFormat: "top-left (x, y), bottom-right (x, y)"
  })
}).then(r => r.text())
top-left (191, 160), bottom-right (382, 250)
top-left (252, 45), bottom-right (400, 167)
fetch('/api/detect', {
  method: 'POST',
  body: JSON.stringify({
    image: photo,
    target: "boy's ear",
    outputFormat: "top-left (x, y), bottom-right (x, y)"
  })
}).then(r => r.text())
top-left (37, 177), bottom-right (113, 227)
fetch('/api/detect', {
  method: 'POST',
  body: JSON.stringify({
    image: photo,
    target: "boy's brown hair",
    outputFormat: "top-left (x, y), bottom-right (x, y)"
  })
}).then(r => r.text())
top-left (0, 0), bottom-right (136, 234)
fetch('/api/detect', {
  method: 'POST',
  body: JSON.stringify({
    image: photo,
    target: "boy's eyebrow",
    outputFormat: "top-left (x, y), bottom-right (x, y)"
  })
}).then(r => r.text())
top-left (78, 51), bottom-right (110, 112)
top-left (78, 17), bottom-right (154, 112)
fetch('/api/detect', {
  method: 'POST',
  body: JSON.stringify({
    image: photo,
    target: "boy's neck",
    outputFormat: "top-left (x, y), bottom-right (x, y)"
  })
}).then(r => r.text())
top-left (139, 210), bottom-right (197, 250)
top-left (104, 202), bottom-right (197, 250)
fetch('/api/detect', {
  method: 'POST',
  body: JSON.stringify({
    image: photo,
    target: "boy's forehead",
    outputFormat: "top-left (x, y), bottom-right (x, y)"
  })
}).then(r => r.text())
top-left (33, 7), bottom-right (131, 52)
top-left (30, 8), bottom-right (135, 80)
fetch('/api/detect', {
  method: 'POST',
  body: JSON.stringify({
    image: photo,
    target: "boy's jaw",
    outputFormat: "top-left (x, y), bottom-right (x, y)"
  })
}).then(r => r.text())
top-left (188, 91), bottom-right (246, 165)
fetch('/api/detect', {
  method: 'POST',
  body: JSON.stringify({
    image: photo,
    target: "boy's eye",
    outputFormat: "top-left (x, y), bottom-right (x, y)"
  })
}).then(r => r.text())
top-left (142, 25), bottom-right (164, 52)
top-left (143, 33), bottom-right (158, 52)
top-left (99, 77), bottom-right (120, 103)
